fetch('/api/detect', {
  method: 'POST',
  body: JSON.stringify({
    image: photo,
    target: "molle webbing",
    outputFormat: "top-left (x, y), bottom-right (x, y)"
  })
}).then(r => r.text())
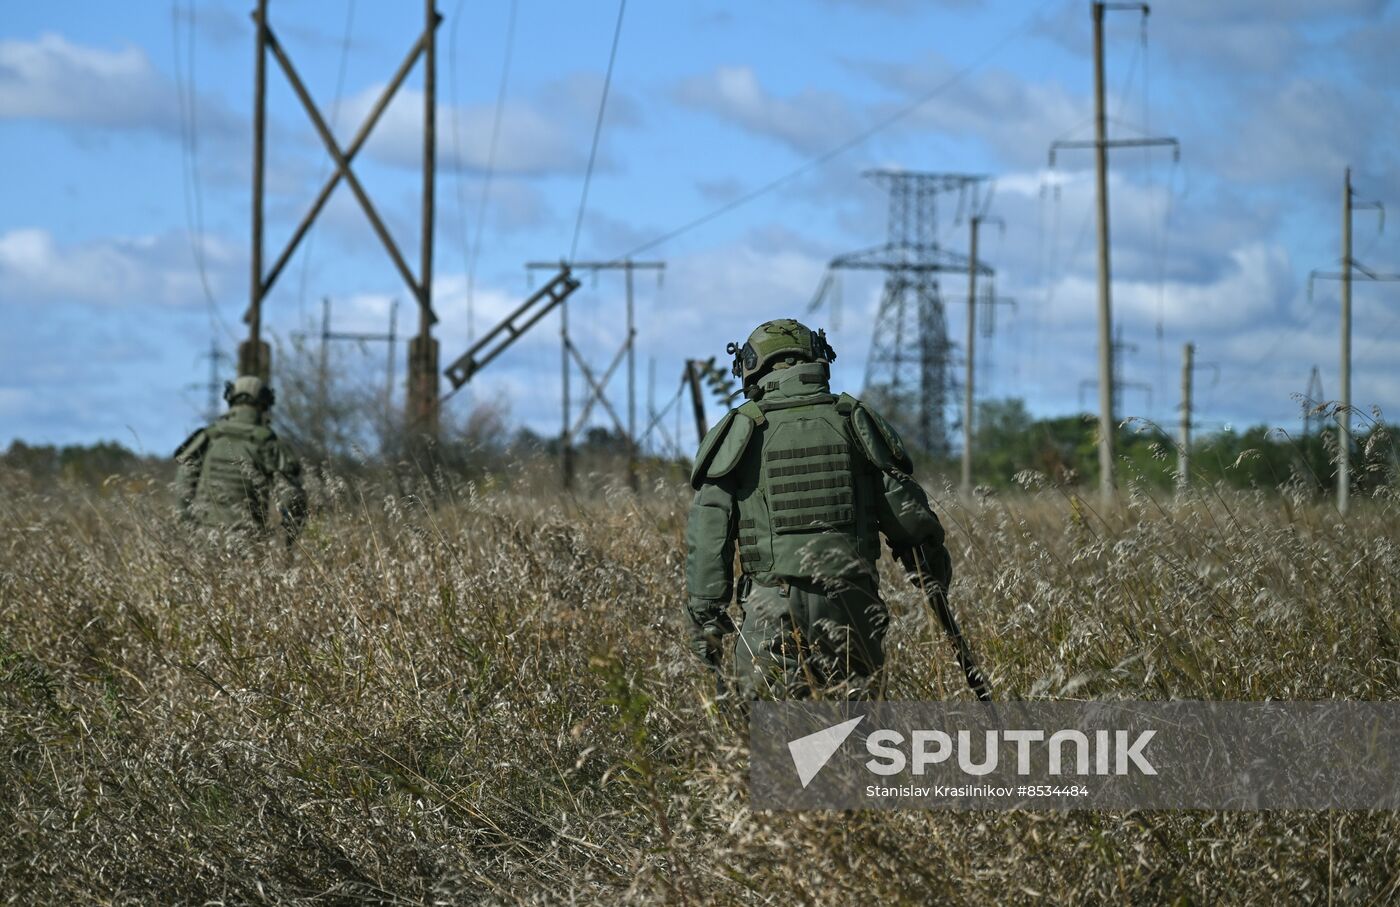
top-left (764, 425), bottom-right (853, 535)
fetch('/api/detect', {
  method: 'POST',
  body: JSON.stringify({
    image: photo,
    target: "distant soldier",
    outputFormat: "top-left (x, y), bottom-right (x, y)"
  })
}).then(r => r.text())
top-left (685, 319), bottom-right (977, 701)
top-left (174, 375), bottom-right (307, 547)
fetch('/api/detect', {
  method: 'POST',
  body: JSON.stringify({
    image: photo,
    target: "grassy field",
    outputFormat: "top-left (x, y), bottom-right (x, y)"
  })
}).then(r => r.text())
top-left (2, 461), bottom-right (1398, 904)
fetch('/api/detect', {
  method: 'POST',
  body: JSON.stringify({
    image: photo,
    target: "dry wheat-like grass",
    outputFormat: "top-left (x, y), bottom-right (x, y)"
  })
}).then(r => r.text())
top-left (1, 462), bottom-right (1397, 905)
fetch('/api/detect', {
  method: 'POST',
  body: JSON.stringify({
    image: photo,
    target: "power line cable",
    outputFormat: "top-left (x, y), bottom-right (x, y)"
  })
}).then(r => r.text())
top-left (569, 0), bottom-right (627, 263)
top-left (464, 0), bottom-right (520, 343)
top-left (615, 0), bottom-right (1055, 264)
top-left (436, 0), bottom-right (1053, 415)
top-left (171, 0), bottom-right (235, 343)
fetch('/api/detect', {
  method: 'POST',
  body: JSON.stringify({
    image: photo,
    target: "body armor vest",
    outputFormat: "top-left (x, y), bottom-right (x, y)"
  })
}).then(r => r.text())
top-left (194, 410), bottom-right (274, 528)
top-left (733, 374), bottom-right (881, 584)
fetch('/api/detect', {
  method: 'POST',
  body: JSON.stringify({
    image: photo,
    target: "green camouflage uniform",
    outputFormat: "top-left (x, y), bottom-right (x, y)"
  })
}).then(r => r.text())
top-left (174, 376), bottom-right (307, 543)
top-left (685, 320), bottom-right (953, 700)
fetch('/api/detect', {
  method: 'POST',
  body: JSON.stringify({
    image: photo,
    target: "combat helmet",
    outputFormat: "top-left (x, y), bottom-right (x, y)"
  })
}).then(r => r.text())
top-left (727, 318), bottom-right (836, 392)
top-left (223, 375), bottom-right (276, 410)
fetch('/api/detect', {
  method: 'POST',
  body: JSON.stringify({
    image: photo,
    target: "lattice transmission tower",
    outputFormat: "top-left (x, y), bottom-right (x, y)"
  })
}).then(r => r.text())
top-left (820, 170), bottom-right (990, 457)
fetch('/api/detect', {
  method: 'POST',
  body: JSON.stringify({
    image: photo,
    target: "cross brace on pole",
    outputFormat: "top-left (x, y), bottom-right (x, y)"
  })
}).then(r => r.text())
top-left (442, 266), bottom-right (582, 387)
top-left (241, 0), bottom-right (441, 436)
top-left (525, 260), bottom-right (664, 490)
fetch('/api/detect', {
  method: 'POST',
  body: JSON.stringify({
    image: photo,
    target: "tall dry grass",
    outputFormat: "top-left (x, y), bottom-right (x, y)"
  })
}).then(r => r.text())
top-left (2, 462), bottom-right (1397, 904)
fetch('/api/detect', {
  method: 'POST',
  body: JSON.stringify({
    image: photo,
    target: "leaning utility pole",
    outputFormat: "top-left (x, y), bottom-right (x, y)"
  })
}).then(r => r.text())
top-left (1050, 2), bottom-right (1179, 506)
top-left (685, 359), bottom-right (709, 443)
top-left (242, 0), bottom-right (441, 437)
top-left (1309, 168), bottom-right (1399, 516)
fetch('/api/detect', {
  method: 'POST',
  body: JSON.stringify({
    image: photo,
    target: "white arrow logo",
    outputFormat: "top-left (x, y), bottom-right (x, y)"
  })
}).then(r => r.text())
top-left (787, 716), bottom-right (864, 788)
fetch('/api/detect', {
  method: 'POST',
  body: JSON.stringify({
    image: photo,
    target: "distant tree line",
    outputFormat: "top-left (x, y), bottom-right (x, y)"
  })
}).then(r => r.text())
top-left (944, 398), bottom-right (1397, 496)
top-left (6, 386), bottom-right (1394, 500)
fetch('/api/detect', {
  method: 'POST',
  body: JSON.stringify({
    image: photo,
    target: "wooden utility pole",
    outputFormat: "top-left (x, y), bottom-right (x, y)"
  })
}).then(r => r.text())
top-left (241, 0), bottom-right (441, 434)
top-left (407, 0), bottom-right (439, 437)
top-left (1177, 342), bottom-right (1193, 492)
top-left (685, 360), bottom-right (709, 442)
top-left (1050, 3), bottom-right (1179, 506)
top-left (1309, 168), bottom-right (1397, 516)
top-left (241, 0), bottom-right (270, 381)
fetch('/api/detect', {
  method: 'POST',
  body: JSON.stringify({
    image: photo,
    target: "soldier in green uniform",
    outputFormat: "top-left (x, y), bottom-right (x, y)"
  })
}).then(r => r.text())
top-left (174, 375), bottom-right (307, 546)
top-left (685, 319), bottom-right (956, 700)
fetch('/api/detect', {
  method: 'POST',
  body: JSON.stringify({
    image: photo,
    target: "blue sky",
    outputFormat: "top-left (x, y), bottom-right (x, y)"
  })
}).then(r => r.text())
top-left (2, 0), bottom-right (1398, 456)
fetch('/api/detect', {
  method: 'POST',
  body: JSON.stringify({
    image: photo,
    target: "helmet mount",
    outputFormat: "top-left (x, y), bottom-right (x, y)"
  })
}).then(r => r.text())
top-left (727, 319), bottom-right (836, 391)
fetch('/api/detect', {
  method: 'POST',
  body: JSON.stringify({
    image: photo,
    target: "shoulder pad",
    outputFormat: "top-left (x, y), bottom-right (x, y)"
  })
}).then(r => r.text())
top-left (173, 428), bottom-right (208, 461)
top-left (850, 401), bottom-right (914, 474)
top-left (689, 406), bottom-right (758, 489)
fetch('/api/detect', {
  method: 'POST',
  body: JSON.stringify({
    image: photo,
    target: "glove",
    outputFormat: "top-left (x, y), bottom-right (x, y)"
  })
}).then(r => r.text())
top-left (687, 608), bottom-right (737, 665)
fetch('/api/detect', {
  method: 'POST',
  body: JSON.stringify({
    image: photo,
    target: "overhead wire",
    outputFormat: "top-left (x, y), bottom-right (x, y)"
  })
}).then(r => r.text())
top-left (569, 0), bottom-right (627, 263)
top-left (464, 0), bottom-right (520, 344)
top-left (437, 0), bottom-right (1054, 415)
top-left (613, 0), bottom-right (1057, 265)
top-left (171, 0), bottom-right (236, 344)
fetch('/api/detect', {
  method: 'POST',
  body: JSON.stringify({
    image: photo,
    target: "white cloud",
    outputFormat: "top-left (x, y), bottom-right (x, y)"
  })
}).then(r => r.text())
top-left (1215, 78), bottom-right (1397, 186)
top-left (337, 72), bottom-right (640, 176)
top-left (0, 33), bottom-right (236, 138)
top-left (673, 65), bottom-right (864, 155)
top-left (0, 227), bottom-right (239, 308)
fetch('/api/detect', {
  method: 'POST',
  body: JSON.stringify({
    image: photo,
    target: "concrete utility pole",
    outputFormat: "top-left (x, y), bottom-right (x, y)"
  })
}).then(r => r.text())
top-left (960, 213), bottom-right (1010, 493)
top-left (1050, 2), bottom-right (1179, 506)
top-left (242, 0), bottom-right (442, 435)
top-left (1309, 168), bottom-right (1397, 516)
top-left (1090, 1), bottom-right (1113, 506)
top-left (1177, 342), bottom-right (1192, 492)
top-left (1078, 328), bottom-right (1151, 420)
top-left (963, 215), bottom-right (979, 494)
